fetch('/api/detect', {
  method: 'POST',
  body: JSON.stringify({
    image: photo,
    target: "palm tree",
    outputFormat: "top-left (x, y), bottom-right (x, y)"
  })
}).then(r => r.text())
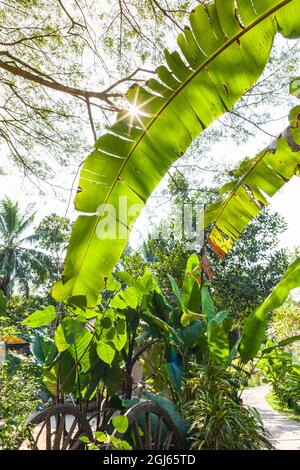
top-left (0, 197), bottom-right (51, 298)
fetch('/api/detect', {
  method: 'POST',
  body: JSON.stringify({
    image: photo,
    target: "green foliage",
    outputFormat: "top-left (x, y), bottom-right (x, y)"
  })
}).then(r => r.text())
top-left (123, 208), bottom-right (289, 325)
top-left (53, 0), bottom-right (300, 307)
top-left (258, 342), bottom-right (300, 410)
top-left (22, 305), bottom-right (56, 328)
top-left (211, 210), bottom-right (289, 323)
top-left (112, 415), bottom-right (129, 434)
top-left (36, 214), bottom-right (71, 254)
top-left (185, 361), bottom-right (269, 450)
top-left (35, 214), bottom-right (72, 283)
top-left (240, 257), bottom-right (300, 362)
top-left (205, 102), bottom-right (300, 258)
top-left (80, 417), bottom-right (132, 450)
top-left (0, 353), bottom-right (42, 450)
top-left (0, 197), bottom-right (51, 298)
top-left (269, 299), bottom-right (300, 342)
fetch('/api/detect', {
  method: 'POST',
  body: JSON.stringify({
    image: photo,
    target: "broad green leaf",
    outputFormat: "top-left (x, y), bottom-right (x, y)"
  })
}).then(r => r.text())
top-left (54, 323), bottom-right (69, 352)
top-left (182, 254), bottom-right (201, 312)
top-left (61, 316), bottom-right (86, 344)
top-left (207, 319), bottom-right (229, 363)
top-left (67, 295), bottom-right (88, 309)
top-left (214, 310), bottom-right (228, 325)
top-left (96, 342), bottom-right (115, 365)
top-left (164, 362), bottom-right (182, 392)
top-left (115, 271), bottom-right (134, 285)
top-left (106, 361), bottom-right (124, 395)
top-left (29, 333), bottom-right (57, 366)
top-left (262, 335), bottom-right (300, 354)
top-left (43, 366), bottom-right (58, 396)
top-left (110, 286), bottom-right (138, 310)
top-left (106, 274), bottom-right (121, 292)
top-left (240, 257), bottom-right (300, 362)
top-left (167, 274), bottom-right (182, 306)
top-left (142, 311), bottom-right (175, 334)
top-left (112, 415), bottom-right (129, 434)
top-left (178, 320), bottom-right (203, 347)
top-left (53, 0), bottom-right (300, 306)
top-left (205, 105), bottom-right (300, 258)
top-left (94, 432), bottom-right (106, 443)
top-left (225, 337), bottom-right (242, 367)
top-left (144, 392), bottom-right (188, 440)
top-left (201, 285), bottom-right (215, 321)
top-left (61, 317), bottom-right (93, 371)
top-left (22, 305), bottom-right (56, 328)
top-left (112, 330), bottom-right (127, 351)
top-left (59, 350), bottom-right (77, 393)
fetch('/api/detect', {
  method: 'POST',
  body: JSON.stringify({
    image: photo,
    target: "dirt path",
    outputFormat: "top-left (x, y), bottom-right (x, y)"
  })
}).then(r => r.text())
top-left (242, 385), bottom-right (300, 450)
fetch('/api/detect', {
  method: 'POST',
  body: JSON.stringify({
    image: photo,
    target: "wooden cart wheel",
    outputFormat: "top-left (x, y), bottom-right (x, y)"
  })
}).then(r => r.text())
top-left (112, 401), bottom-right (183, 450)
top-left (21, 404), bottom-right (93, 450)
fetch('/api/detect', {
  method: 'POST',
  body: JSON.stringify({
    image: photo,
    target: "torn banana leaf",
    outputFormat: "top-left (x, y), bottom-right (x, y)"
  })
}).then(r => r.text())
top-left (53, 0), bottom-right (300, 305)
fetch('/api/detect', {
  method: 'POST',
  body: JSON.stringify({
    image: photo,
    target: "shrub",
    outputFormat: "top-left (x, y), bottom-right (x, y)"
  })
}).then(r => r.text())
top-left (185, 361), bottom-right (270, 450)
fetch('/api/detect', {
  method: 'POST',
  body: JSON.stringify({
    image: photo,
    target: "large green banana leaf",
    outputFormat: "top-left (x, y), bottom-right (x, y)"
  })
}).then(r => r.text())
top-left (205, 104), bottom-right (300, 258)
top-left (53, 0), bottom-right (300, 306)
top-left (240, 257), bottom-right (300, 362)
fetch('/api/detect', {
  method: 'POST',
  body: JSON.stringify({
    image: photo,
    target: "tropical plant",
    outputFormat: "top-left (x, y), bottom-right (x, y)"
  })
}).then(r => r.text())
top-left (53, 0), bottom-right (300, 307)
top-left (35, 214), bottom-right (72, 282)
top-left (0, 353), bottom-right (42, 450)
top-left (268, 299), bottom-right (300, 343)
top-left (205, 99), bottom-right (300, 258)
top-left (0, 197), bottom-right (51, 298)
top-left (258, 342), bottom-right (300, 410)
top-left (202, 99), bottom-right (300, 360)
top-left (185, 360), bottom-right (270, 450)
top-left (123, 206), bottom-right (289, 323)
top-left (240, 257), bottom-right (300, 362)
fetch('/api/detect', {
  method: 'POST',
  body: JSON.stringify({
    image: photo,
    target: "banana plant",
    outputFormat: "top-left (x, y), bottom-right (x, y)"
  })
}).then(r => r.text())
top-left (205, 98), bottom-right (300, 258)
top-left (53, 0), bottom-right (300, 307)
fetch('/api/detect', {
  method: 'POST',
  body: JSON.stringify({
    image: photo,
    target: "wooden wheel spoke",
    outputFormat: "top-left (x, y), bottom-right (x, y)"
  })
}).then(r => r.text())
top-left (163, 431), bottom-right (174, 450)
top-left (154, 415), bottom-right (163, 449)
top-left (53, 414), bottom-right (65, 450)
top-left (27, 431), bottom-right (39, 450)
top-left (24, 404), bottom-right (93, 451)
top-left (31, 418), bottom-right (47, 446)
top-left (62, 417), bottom-right (78, 450)
top-left (112, 401), bottom-right (182, 451)
top-left (46, 417), bottom-right (52, 450)
top-left (132, 419), bottom-right (143, 449)
top-left (144, 412), bottom-right (152, 450)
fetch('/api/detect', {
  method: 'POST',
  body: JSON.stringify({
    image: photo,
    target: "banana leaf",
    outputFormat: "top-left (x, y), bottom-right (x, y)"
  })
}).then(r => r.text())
top-left (53, 0), bottom-right (300, 305)
top-left (240, 257), bottom-right (300, 362)
top-left (205, 105), bottom-right (300, 258)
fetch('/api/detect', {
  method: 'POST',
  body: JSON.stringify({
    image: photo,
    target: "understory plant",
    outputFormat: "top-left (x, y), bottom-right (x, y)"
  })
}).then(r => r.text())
top-left (185, 360), bottom-right (270, 450)
top-left (0, 352), bottom-right (42, 450)
top-left (258, 342), bottom-right (300, 411)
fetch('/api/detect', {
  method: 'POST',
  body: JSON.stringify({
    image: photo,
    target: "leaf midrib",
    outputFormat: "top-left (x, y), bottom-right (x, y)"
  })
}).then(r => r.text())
top-left (72, 0), bottom-right (292, 292)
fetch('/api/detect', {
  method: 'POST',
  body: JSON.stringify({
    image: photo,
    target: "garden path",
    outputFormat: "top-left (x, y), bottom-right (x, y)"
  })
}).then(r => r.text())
top-left (242, 385), bottom-right (300, 450)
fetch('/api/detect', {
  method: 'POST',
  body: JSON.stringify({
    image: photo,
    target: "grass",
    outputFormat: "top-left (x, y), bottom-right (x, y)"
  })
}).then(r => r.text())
top-left (265, 390), bottom-right (300, 423)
